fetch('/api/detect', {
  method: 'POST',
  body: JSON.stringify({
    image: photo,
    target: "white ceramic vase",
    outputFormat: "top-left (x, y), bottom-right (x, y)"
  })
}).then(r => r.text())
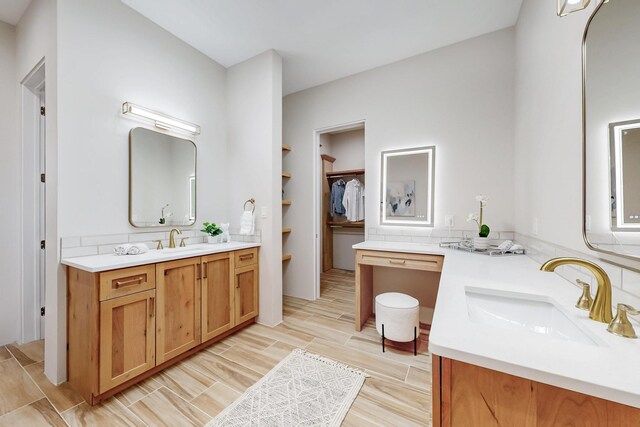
top-left (207, 235), bottom-right (222, 244)
top-left (473, 236), bottom-right (490, 251)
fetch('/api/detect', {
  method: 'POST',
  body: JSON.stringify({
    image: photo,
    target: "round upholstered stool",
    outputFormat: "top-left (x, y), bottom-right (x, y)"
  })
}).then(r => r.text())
top-left (375, 292), bottom-right (420, 355)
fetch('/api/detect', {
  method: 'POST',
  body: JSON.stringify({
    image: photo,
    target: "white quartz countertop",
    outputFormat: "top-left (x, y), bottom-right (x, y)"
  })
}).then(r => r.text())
top-left (61, 242), bottom-right (261, 273)
top-left (353, 241), bottom-right (640, 408)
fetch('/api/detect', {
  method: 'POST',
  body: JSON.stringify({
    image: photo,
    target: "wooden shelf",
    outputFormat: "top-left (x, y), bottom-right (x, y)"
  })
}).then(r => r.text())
top-left (282, 227), bottom-right (292, 234)
top-left (282, 200), bottom-right (292, 205)
top-left (282, 144), bottom-right (292, 152)
top-left (326, 169), bottom-right (365, 179)
top-left (327, 221), bottom-right (365, 228)
top-left (282, 172), bottom-right (292, 178)
top-left (282, 255), bottom-right (292, 262)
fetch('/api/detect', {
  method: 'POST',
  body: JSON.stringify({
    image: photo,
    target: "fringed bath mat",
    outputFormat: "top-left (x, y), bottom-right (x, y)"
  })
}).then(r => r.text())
top-left (206, 349), bottom-right (368, 427)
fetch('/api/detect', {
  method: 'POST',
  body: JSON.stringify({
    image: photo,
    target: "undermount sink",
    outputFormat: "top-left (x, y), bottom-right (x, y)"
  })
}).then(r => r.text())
top-left (465, 287), bottom-right (600, 346)
top-left (161, 243), bottom-right (209, 252)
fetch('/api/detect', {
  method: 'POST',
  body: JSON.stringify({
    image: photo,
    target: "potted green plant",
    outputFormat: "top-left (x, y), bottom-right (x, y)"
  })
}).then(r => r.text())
top-left (201, 222), bottom-right (223, 244)
top-left (467, 195), bottom-right (491, 250)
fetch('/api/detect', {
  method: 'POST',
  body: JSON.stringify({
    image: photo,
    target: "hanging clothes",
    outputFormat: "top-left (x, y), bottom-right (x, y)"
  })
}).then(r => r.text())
top-left (330, 179), bottom-right (346, 217)
top-left (342, 178), bottom-right (365, 221)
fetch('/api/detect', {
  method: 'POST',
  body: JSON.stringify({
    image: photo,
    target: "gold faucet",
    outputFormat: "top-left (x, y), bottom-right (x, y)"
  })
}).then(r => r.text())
top-left (169, 228), bottom-right (182, 249)
top-left (607, 304), bottom-right (639, 338)
top-left (540, 257), bottom-right (613, 323)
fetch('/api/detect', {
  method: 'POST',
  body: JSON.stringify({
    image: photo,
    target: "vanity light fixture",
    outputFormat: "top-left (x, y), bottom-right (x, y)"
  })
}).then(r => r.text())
top-left (557, 0), bottom-right (599, 17)
top-left (122, 102), bottom-right (201, 135)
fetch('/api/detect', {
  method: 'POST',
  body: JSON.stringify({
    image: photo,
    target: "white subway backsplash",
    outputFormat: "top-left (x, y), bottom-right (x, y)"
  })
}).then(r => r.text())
top-left (367, 227), bottom-right (515, 244)
top-left (61, 228), bottom-right (261, 258)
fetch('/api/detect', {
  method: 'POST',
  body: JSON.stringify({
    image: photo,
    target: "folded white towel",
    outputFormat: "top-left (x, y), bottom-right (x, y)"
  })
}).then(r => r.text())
top-left (127, 243), bottom-right (149, 255)
top-left (240, 211), bottom-right (255, 235)
top-left (114, 243), bottom-right (149, 256)
top-left (114, 244), bottom-right (132, 256)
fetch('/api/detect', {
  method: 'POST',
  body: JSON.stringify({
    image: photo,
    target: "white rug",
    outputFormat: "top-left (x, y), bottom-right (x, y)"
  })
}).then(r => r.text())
top-left (206, 349), bottom-right (369, 427)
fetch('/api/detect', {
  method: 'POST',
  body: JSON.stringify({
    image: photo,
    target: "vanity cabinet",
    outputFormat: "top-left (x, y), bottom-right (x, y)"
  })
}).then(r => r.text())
top-left (432, 356), bottom-right (640, 426)
top-left (99, 289), bottom-right (156, 394)
top-left (67, 247), bottom-right (259, 405)
top-left (155, 258), bottom-right (202, 364)
top-left (201, 252), bottom-right (235, 341)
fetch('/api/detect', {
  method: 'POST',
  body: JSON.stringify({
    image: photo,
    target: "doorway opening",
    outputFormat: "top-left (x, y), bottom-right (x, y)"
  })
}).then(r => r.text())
top-left (313, 120), bottom-right (365, 299)
top-left (21, 61), bottom-right (46, 343)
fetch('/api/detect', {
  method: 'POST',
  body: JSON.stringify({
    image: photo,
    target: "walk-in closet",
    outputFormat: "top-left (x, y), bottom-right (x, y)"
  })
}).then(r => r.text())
top-left (320, 126), bottom-right (365, 272)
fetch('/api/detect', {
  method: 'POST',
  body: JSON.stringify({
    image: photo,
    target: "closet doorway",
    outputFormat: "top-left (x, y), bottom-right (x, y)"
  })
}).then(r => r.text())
top-left (314, 121), bottom-right (365, 299)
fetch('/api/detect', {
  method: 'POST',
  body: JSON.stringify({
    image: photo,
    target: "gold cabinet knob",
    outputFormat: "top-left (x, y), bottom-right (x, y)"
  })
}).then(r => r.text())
top-left (607, 304), bottom-right (640, 339)
top-left (575, 279), bottom-right (593, 311)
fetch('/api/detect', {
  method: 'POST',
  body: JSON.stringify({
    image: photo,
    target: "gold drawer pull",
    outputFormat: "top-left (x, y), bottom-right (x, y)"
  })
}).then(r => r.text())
top-left (114, 276), bottom-right (144, 288)
top-left (388, 259), bottom-right (406, 265)
top-left (239, 254), bottom-right (254, 261)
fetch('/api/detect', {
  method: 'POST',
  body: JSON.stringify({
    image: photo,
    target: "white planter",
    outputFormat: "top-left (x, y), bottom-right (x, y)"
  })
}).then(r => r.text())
top-left (473, 236), bottom-right (490, 251)
top-left (207, 235), bottom-right (222, 244)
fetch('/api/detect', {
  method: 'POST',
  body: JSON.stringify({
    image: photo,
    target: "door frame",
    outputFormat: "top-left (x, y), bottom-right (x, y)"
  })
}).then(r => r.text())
top-left (20, 60), bottom-right (46, 344)
top-left (312, 120), bottom-right (366, 300)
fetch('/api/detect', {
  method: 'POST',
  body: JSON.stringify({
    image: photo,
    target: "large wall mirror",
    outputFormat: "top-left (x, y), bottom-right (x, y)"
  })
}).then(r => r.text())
top-left (129, 127), bottom-right (196, 227)
top-left (380, 146), bottom-right (435, 227)
top-left (584, 0), bottom-right (640, 258)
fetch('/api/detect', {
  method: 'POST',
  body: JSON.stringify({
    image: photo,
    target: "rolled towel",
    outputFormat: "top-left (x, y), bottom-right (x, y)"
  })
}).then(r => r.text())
top-left (127, 243), bottom-right (149, 255)
top-left (114, 244), bottom-right (132, 256)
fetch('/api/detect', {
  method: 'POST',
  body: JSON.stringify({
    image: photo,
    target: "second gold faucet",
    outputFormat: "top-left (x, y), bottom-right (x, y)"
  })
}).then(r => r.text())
top-left (169, 228), bottom-right (182, 249)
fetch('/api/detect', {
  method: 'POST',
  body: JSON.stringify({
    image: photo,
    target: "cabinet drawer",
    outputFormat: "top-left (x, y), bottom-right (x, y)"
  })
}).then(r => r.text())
top-left (357, 250), bottom-right (443, 272)
top-left (235, 248), bottom-right (258, 269)
top-left (99, 265), bottom-right (156, 301)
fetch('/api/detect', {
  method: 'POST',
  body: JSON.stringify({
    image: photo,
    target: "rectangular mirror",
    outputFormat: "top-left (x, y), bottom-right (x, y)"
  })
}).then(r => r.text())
top-left (129, 127), bottom-right (196, 227)
top-left (584, 0), bottom-right (640, 259)
top-left (380, 146), bottom-right (435, 227)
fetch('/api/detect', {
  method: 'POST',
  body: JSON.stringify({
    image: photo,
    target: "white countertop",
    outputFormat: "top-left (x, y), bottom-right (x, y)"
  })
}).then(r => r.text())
top-left (61, 242), bottom-right (261, 273)
top-left (353, 241), bottom-right (640, 408)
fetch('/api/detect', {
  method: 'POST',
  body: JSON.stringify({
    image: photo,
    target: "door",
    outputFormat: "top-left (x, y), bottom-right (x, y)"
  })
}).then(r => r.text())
top-left (99, 290), bottom-right (155, 394)
top-left (235, 264), bottom-right (259, 324)
top-left (156, 258), bottom-right (201, 364)
top-left (202, 253), bottom-right (235, 342)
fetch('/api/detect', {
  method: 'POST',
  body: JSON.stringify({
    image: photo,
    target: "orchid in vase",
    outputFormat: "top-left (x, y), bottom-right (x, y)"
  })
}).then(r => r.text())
top-left (467, 195), bottom-right (491, 249)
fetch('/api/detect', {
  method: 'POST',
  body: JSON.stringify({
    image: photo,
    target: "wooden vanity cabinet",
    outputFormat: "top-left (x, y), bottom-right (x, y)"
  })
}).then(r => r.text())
top-left (67, 247), bottom-right (259, 405)
top-left (201, 252), bottom-right (235, 341)
top-left (432, 356), bottom-right (640, 426)
top-left (155, 258), bottom-right (202, 364)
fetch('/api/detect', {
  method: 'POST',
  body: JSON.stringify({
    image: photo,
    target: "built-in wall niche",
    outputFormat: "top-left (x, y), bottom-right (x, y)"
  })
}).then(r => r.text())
top-left (129, 127), bottom-right (196, 227)
top-left (380, 146), bottom-right (435, 227)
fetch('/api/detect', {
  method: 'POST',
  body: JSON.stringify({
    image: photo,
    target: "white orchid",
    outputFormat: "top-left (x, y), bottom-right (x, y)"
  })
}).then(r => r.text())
top-left (470, 195), bottom-right (490, 237)
top-left (475, 195), bottom-right (488, 206)
top-left (467, 213), bottom-right (478, 223)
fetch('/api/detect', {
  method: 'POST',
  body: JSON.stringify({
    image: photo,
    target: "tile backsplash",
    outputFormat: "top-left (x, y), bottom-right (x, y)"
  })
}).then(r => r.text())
top-left (366, 227), bottom-right (514, 244)
top-left (61, 228), bottom-right (261, 258)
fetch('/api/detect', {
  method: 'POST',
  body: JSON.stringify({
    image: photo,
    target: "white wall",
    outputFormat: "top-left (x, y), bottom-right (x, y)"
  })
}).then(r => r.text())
top-left (330, 129), bottom-right (365, 171)
top-left (15, 0), bottom-right (59, 382)
top-left (283, 28), bottom-right (516, 299)
top-left (514, 0), bottom-right (596, 253)
top-left (226, 50), bottom-right (283, 326)
top-left (0, 20), bottom-right (20, 346)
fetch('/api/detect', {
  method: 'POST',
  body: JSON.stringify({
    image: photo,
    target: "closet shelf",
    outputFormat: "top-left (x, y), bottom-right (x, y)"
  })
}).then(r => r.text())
top-left (327, 221), bottom-right (365, 228)
top-left (282, 144), bottom-right (292, 152)
top-left (282, 255), bottom-right (292, 262)
top-left (282, 227), bottom-right (292, 234)
top-left (326, 168), bottom-right (365, 179)
top-left (282, 200), bottom-right (292, 205)
top-left (282, 172), bottom-right (292, 178)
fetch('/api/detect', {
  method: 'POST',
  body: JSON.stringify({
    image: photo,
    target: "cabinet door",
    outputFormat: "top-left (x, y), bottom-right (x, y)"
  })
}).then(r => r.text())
top-left (99, 289), bottom-right (156, 394)
top-left (156, 258), bottom-right (201, 364)
top-left (235, 264), bottom-right (259, 324)
top-left (202, 253), bottom-right (235, 342)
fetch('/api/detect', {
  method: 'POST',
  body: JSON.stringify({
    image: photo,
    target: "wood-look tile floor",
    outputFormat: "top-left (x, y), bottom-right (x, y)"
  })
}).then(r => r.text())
top-left (0, 269), bottom-right (432, 426)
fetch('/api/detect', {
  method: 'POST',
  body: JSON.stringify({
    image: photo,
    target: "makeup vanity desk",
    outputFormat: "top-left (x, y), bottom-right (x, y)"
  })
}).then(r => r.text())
top-left (352, 241), bottom-right (444, 331)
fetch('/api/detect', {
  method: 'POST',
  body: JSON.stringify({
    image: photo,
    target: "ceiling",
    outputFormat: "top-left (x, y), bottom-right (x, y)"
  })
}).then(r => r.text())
top-left (122, 0), bottom-right (523, 95)
top-left (0, 0), bottom-right (31, 25)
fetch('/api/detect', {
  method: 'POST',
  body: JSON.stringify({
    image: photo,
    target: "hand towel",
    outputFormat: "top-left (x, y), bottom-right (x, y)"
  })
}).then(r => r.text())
top-left (114, 244), bottom-right (132, 256)
top-left (240, 211), bottom-right (255, 235)
top-left (127, 243), bottom-right (149, 255)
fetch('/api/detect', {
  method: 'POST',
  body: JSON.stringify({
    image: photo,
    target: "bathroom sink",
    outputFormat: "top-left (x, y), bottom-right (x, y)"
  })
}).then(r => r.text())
top-left (465, 287), bottom-right (600, 345)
